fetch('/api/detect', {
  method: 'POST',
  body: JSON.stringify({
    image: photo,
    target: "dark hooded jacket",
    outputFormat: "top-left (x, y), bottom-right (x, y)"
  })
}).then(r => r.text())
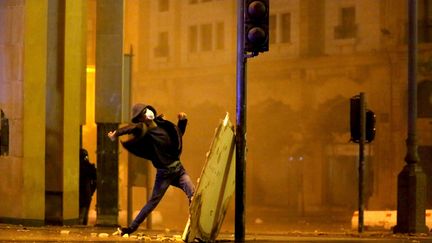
top-left (117, 116), bottom-right (187, 169)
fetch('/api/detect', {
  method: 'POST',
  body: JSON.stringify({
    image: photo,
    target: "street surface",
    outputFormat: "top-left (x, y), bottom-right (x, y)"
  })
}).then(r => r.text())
top-left (1, 217), bottom-right (432, 242)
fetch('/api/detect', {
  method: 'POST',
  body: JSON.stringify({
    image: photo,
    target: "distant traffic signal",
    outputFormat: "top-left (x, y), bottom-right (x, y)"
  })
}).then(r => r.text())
top-left (350, 95), bottom-right (376, 143)
top-left (244, 0), bottom-right (269, 53)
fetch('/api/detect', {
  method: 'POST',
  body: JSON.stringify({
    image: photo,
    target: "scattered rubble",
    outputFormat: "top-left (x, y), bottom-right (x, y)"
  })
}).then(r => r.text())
top-left (98, 232), bottom-right (109, 238)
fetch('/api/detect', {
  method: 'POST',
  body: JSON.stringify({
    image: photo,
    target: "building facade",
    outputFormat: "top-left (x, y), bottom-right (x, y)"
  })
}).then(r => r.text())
top-left (2, 0), bottom-right (432, 230)
top-left (128, 0), bottom-right (432, 219)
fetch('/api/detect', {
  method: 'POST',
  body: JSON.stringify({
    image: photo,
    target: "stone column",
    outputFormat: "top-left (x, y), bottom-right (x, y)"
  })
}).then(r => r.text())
top-left (22, 0), bottom-right (48, 224)
top-left (95, 0), bottom-right (124, 226)
top-left (63, 0), bottom-right (87, 223)
top-left (44, 0), bottom-right (86, 225)
top-left (44, 0), bottom-right (64, 224)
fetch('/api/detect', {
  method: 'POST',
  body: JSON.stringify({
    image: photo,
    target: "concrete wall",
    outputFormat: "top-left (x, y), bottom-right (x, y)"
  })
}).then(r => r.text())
top-left (0, 0), bottom-right (47, 224)
top-left (0, 0), bottom-right (25, 220)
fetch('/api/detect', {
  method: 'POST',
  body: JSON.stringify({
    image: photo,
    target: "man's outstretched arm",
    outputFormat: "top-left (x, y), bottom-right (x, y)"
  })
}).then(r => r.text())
top-left (107, 123), bottom-right (146, 141)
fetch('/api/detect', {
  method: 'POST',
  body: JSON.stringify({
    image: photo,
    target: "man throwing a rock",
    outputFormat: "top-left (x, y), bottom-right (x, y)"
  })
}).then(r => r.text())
top-left (108, 103), bottom-right (195, 236)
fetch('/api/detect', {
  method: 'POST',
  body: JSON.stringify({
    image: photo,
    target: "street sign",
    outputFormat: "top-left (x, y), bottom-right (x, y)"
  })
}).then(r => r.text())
top-left (183, 114), bottom-right (236, 242)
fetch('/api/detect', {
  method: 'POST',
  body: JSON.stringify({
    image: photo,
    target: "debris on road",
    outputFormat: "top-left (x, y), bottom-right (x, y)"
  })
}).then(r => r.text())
top-left (98, 232), bottom-right (109, 238)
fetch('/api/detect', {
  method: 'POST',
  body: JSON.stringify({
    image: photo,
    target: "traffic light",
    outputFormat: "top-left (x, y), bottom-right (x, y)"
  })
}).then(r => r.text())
top-left (244, 0), bottom-right (269, 53)
top-left (350, 96), bottom-right (376, 143)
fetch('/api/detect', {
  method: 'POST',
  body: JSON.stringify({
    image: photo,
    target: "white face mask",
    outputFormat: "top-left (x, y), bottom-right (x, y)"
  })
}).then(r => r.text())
top-left (144, 108), bottom-right (155, 120)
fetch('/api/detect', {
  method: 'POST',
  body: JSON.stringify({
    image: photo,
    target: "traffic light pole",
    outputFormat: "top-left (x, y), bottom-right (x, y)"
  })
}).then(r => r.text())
top-left (235, 0), bottom-right (247, 241)
top-left (236, 0), bottom-right (268, 241)
top-left (358, 92), bottom-right (366, 233)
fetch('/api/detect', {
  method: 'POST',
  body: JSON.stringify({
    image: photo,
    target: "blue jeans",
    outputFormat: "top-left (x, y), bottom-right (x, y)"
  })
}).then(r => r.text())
top-left (129, 163), bottom-right (194, 231)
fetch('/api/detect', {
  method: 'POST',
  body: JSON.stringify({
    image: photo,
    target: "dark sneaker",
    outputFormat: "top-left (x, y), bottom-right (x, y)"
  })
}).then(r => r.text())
top-left (120, 227), bottom-right (134, 236)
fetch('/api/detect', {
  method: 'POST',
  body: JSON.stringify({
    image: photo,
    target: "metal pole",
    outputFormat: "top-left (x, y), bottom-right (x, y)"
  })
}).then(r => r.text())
top-left (126, 47), bottom-right (133, 226)
top-left (235, 0), bottom-right (246, 241)
top-left (406, 0), bottom-right (418, 163)
top-left (358, 92), bottom-right (366, 233)
top-left (394, 0), bottom-right (428, 233)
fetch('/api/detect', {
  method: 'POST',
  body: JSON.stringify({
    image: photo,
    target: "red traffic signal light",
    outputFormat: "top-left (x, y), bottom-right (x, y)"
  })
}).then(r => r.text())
top-left (247, 1), bottom-right (267, 19)
top-left (244, 0), bottom-right (269, 53)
